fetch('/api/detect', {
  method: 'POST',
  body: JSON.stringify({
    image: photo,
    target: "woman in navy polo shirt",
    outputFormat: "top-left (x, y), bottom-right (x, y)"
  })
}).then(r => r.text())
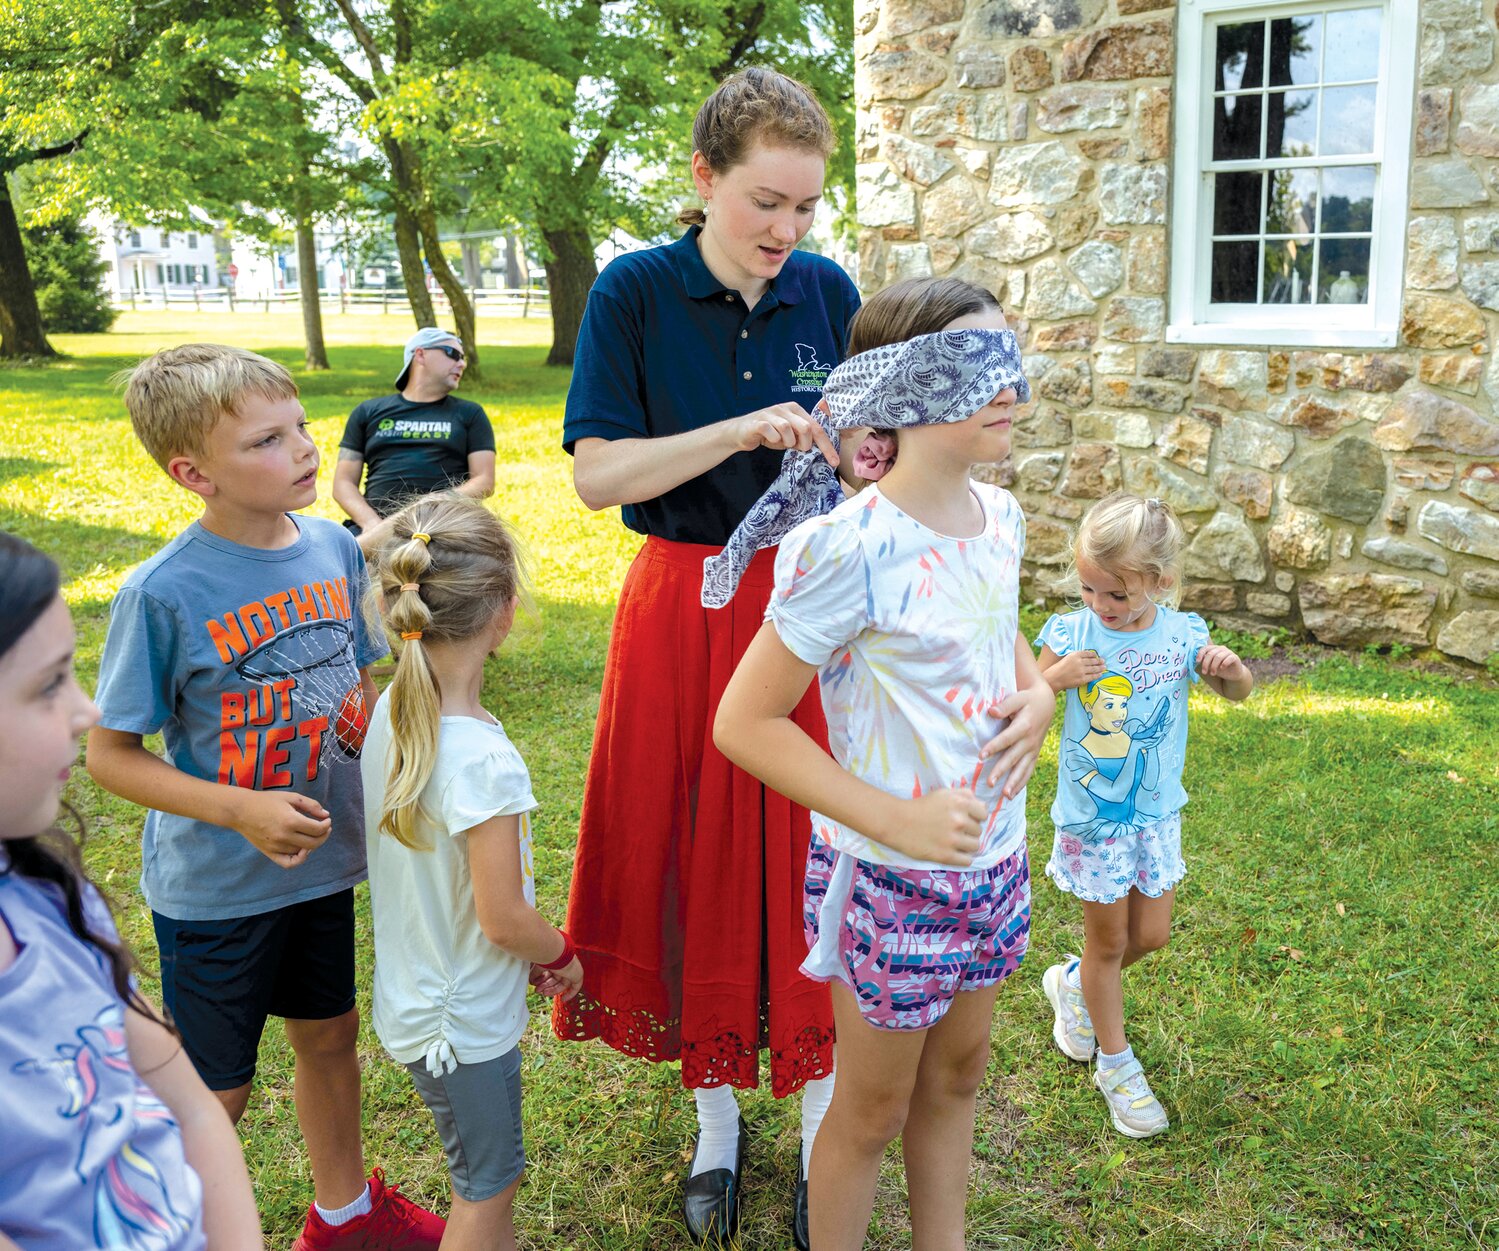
top-left (555, 68), bottom-right (857, 1246)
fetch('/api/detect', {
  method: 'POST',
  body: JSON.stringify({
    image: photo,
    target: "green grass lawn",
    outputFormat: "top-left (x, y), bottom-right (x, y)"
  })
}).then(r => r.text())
top-left (3, 311), bottom-right (1496, 1250)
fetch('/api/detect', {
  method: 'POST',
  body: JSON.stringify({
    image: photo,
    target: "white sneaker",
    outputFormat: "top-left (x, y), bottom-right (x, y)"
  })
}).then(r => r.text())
top-left (1042, 958), bottom-right (1095, 1061)
top-left (1093, 1056), bottom-right (1169, 1138)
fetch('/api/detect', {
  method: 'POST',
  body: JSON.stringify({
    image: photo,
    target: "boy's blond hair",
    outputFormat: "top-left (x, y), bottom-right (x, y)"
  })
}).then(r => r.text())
top-left (115, 344), bottom-right (299, 469)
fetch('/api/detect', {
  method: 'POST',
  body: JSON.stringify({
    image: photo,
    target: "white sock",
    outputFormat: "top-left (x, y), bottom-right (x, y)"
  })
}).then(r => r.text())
top-left (690, 1085), bottom-right (741, 1177)
top-left (800, 1067), bottom-right (836, 1179)
top-left (1064, 959), bottom-right (1082, 991)
top-left (1098, 1044), bottom-right (1134, 1071)
top-left (315, 1183), bottom-right (372, 1226)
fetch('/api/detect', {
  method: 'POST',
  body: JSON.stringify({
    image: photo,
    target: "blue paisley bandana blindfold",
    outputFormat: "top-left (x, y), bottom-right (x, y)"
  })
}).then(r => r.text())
top-left (701, 327), bottom-right (1029, 609)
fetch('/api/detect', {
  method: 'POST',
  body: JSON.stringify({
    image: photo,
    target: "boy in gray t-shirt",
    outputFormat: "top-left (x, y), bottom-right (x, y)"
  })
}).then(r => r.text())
top-left (87, 345), bottom-right (444, 1247)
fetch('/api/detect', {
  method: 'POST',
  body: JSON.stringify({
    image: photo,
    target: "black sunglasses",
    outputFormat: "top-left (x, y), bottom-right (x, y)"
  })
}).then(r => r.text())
top-left (424, 344), bottom-right (464, 363)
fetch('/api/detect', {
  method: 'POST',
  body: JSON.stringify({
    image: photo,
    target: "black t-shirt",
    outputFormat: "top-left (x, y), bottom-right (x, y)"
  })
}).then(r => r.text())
top-left (340, 394), bottom-right (495, 517)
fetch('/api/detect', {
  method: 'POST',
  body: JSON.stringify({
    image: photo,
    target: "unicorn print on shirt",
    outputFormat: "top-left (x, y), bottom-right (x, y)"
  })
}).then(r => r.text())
top-left (12, 1004), bottom-right (194, 1249)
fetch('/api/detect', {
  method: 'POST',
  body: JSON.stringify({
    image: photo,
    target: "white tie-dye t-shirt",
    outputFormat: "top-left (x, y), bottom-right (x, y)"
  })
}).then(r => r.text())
top-left (766, 481), bottom-right (1027, 871)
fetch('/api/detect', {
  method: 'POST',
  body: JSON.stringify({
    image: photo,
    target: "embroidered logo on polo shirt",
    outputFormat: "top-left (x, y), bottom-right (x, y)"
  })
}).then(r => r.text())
top-left (789, 342), bottom-right (833, 394)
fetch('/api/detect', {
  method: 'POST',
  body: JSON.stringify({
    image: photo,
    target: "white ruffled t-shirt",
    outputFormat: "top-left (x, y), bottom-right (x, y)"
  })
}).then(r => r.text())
top-left (766, 481), bottom-right (1028, 872)
top-left (362, 701), bottom-right (538, 1067)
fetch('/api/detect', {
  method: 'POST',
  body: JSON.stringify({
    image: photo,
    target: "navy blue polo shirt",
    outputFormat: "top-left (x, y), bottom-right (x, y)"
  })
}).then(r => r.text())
top-left (562, 227), bottom-right (860, 546)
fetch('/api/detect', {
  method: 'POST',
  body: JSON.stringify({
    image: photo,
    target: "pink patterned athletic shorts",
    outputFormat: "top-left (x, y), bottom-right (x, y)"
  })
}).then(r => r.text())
top-left (800, 836), bottom-right (1031, 1031)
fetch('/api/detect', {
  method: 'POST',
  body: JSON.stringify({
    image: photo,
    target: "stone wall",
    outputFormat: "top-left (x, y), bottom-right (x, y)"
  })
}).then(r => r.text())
top-left (853, 0), bottom-right (1499, 663)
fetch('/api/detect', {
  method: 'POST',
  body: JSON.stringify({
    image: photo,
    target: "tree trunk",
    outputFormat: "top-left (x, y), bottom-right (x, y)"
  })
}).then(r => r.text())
top-left (0, 175), bottom-right (55, 359)
top-left (416, 205), bottom-right (481, 383)
top-left (504, 234), bottom-right (524, 289)
top-left (542, 224), bottom-right (597, 368)
top-left (295, 216), bottom-right (330, 371)
top-left (392, 204), bottom-right (435, 328)
top-left (459, 239), bottom-right (482, 291)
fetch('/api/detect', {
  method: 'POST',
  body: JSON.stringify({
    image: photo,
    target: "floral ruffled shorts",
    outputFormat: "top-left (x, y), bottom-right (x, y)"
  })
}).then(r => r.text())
top-left (801, 836), bottom-right (1030, 1031)
top-left (1046, 811), bottom-right (1185, 904)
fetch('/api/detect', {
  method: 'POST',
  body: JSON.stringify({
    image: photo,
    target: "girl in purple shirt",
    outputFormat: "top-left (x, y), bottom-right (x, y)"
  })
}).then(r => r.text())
top-left (0, 532), bottom-right (261, 1251)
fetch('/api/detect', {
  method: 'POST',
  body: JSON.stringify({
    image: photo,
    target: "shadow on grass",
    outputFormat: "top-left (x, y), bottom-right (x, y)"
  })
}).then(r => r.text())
top-left (0, 455), bottom-right (60, 488)
top-left (0, 343), bottom-right (569, 409)
top-left (0, 509), bottom-right (160, 593)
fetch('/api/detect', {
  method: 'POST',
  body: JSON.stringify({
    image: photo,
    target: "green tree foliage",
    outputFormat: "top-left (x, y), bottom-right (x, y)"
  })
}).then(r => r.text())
top-left (0, 0), bottom-right (258, 355)
top-left (25, 215), bottom-right (117, 333)
top-left (275, 0), bottom-right (852, 366)
top-left (1, 0), bottom-right (853, 365)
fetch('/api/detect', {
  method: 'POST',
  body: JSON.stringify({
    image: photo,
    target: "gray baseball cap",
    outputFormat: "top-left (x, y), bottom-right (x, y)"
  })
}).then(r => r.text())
top-left (396, 326), bottom-right (461, 389)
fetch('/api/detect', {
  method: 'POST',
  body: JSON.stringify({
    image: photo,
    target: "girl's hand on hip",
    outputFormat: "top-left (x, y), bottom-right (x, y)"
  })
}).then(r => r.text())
top-left (982, 684), bottom-right (1057, 796)
top-left (894, 788), bottom-right (986, 866)
top-left (730, 403), bottom-right (840, 466)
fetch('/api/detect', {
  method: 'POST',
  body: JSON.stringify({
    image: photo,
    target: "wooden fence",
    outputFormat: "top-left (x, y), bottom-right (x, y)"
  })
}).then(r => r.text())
top-left (111, 286), bottom-right (553, 318)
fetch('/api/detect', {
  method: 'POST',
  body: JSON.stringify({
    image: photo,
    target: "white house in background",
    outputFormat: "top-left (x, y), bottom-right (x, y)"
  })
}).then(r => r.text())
top-left (228, 226), bottom-right (353, 300)
top-left (90, 210), bottom-right (220, 299)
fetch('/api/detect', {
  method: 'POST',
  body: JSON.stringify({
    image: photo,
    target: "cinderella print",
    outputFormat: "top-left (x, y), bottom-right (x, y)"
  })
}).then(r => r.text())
top-left (1063, 673), bottom-right (1172, 843)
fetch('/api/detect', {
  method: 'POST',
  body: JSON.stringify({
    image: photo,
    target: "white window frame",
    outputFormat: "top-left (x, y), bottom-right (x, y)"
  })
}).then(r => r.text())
top-left (1167, 0), bottom-right (1418, 347)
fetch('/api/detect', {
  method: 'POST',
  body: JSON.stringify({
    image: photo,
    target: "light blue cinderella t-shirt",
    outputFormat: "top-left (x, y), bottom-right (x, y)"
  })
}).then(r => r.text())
top-left (1037, 605), bottom-right (1212, 842)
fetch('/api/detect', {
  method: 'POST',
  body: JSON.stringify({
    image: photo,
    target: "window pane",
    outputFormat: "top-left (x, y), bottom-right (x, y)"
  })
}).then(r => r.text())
top-left (1267, 90), bottom-right (1318, 157)
top-left (1214, 171), bottom-right (1264, 236)
top-left (1321, 85), bottom-right (1377, 155)
top-left (1266, 169), bottom-right (1319, 236)
top-left (1211, 240), bottom-right (1260, 303)
top-left (1325, 7), bottom-right (1381, 82)
top-left (1264, 237), bottom-right (1314, 304)
top-left (1214, 93), bottom-right (1263, 160)
top-left (1268, 14), bottom-right (1320, 87)
top-left (1321, 166), bottom-right (1376, 233)
top-left (1216, 20), bottom-right (1264, 91)
top-left (1319, 239), bottom-right (1372, 303)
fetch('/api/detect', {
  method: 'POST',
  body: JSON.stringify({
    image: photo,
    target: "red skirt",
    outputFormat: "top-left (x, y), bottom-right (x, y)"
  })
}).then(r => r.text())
top-left (552, 536), bottom-right (834, 1096)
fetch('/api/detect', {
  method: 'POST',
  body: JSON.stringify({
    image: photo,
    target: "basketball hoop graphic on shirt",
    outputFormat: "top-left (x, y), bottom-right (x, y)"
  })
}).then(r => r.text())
top-left (235, 619), bottom-right (367, 763)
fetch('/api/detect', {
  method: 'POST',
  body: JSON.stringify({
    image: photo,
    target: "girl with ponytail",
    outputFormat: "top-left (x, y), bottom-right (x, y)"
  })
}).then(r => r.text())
top-left (0, 531), bottom-right (261, 1249)
top-left (361, 494), bottom-right (580, 1249)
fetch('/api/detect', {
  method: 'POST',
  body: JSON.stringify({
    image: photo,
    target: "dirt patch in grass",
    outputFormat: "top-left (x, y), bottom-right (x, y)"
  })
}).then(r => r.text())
top-left (1244, 648), bottom-right (1306, 683)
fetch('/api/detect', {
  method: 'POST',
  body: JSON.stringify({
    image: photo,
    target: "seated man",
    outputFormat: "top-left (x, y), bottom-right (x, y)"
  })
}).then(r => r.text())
top-left (334, 327), bottom-right (496, 550)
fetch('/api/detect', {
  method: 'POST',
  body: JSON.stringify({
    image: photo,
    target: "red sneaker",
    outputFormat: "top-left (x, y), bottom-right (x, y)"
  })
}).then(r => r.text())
top-left (291, 1169), bottom-right (446, 1250)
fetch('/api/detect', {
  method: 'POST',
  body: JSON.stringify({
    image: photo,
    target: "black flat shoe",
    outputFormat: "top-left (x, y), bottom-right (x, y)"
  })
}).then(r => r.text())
top-left (792, 1174), bottom-right (810, 1251)
top-left (683, 1114), bottom-right (746, 1244)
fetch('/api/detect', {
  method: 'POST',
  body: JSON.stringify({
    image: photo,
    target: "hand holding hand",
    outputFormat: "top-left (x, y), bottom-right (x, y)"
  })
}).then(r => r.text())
top-left (889, 787), bottom-right (986, 867)
top-left (1049, 649), bottom-right (1106, 691)
top-left (1198, 643), bottom-right (1250, 683)
top-left (536, 957), bottom-right (583, 1002)
top-left (528, 965), bottom-right (567, 998)
top-left (981, 683), bottom-right (1056, 797)
top-left (232, 791), bottom-right (331, 868)
top-left (731, 403), bottom-right (839, 467)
